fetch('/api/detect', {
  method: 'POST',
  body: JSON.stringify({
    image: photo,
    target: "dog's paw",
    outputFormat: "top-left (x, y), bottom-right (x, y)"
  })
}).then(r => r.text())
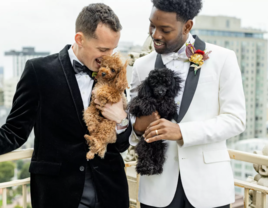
top-left (98, 146), bottom-right (107, 158)
top-left (87, 124), bottom-right (96, 133)
top-left (84, 134), bottom-right (95, 146)
top-left (86, 151), bottom-right (95, 160)
top-left (98, 97), bottom-right (108, 106)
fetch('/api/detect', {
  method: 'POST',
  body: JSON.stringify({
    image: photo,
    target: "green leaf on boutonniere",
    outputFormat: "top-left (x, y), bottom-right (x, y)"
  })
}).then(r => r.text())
top-left (92, 72), bottom-right (98, 78)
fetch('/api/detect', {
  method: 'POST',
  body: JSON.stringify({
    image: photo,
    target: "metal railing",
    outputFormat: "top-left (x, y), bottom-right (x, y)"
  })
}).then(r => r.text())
top-left (0, 148), bottom-right (33, 208)
top-left (0, 148), bottom-right (267, 208)
top-left (229, 149), bottom-right (268, 207)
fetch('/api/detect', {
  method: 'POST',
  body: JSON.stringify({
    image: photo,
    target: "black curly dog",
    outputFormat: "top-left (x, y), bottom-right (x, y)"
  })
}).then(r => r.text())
top-left (128, 67), bottom-right (182, 175)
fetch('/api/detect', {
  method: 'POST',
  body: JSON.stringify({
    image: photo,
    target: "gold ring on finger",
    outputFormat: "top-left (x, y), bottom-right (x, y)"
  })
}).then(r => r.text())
top-left (155, 129), bottom-right (158, 136)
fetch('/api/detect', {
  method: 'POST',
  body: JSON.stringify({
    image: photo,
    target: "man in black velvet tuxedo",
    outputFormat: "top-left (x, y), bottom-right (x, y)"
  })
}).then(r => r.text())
top-left (0, 3), bottom-right (131, 208)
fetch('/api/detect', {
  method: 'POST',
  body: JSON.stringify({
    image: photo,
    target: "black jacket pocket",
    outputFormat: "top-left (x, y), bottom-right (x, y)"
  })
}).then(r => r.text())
top-left (29, 161), bottom-right (62, 175)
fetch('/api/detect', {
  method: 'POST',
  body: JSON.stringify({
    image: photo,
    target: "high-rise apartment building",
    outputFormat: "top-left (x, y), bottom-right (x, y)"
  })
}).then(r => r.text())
top-left (4, 47), bottom-right (49, 78)
top-left (0, 67), bottom-right (4, 106)
top-left (4, 47), bottom-right (49, 107)
top-left (192, 16), bottom-right (268, 145)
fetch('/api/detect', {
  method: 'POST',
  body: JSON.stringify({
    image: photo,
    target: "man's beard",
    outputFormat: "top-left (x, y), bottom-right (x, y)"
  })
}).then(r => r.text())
top-left (153, 32), bottom-right (184, 54)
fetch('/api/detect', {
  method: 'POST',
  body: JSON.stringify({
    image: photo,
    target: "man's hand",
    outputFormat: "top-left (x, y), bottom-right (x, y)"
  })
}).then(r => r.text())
top-left (94, 98), bottom-right (127, 124)
top-left (133, 112), bottom-right (160, 136)
top-left (144, 119), bottom-right (183, 143)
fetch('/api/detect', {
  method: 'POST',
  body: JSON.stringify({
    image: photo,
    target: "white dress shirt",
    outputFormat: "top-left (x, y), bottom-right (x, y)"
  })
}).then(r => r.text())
top-left (68, 46), bottom-right (126, 134)
top-left (161, 33), bottom-right (195, 114)
top-left (68, 46), bottom-right (94, 110)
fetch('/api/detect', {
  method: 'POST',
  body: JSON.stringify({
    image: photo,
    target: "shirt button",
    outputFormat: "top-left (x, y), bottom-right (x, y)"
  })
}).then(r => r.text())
top-left (79, 166), bottom-right (85, 171)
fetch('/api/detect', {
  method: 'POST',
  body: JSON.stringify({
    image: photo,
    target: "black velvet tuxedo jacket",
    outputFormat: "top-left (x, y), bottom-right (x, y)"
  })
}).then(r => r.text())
top-left (0, 45), bottom-right (131, 208)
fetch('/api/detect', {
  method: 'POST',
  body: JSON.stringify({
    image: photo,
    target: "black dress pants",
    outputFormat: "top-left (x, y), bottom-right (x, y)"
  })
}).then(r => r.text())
top-left (141, 175), bottom-right (230, 208)
top-left (78, 163), bottom-right (102, 208)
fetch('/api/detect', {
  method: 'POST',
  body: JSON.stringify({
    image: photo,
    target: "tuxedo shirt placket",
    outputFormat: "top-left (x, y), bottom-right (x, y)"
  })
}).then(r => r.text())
top-left (161, 34), bottom-right (195, 115)
top-left (68, 47), bottom-right (94, 110)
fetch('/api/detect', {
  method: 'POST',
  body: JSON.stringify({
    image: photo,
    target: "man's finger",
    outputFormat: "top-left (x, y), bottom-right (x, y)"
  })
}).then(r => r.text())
top-left (144, 120), bottom-right (161, 137)
top-left (147, 119), bottom-right (161, 128)
top-left (145, 134), bottom-right (165, 143)
top-left (95, 105), bottom-right (103, 111)
top-left (145, 128), bottom-right (164, 139)
top-left (94, 99), bottom-right (100, 105)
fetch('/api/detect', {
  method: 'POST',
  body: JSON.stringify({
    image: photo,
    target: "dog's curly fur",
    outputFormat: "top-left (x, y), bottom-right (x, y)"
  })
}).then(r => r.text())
top-left (128, 68), bottom-right (182, 175)
top-left (83, 53), bottom-right (129, 160)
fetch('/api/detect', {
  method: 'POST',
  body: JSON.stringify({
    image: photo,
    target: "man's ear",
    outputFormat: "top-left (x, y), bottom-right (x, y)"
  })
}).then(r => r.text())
top-left (183, 20), bottom-right (193, 35)
top-left (74, 32), bottom-right (84, 47)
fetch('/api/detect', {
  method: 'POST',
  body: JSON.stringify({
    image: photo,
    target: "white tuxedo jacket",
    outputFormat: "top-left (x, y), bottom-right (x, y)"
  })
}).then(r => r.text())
top-left (129, 36), bottom-right (246, 208)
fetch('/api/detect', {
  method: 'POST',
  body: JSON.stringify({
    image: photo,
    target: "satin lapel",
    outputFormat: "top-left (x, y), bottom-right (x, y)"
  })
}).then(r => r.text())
top-left (155, 53), bottom-right (166, 69)
top-left (174, 35), bottom-right (206, 122)
top-left (58, 45), bottom-right (87, 132)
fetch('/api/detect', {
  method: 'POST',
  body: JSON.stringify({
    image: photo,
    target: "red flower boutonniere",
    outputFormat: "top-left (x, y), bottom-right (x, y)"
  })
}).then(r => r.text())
top-left (186, 43), bottom-right (212, 75)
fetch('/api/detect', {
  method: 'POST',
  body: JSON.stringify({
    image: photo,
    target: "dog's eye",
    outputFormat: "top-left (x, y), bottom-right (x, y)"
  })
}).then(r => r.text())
top-left (111, 68), bottom-right (116, 73)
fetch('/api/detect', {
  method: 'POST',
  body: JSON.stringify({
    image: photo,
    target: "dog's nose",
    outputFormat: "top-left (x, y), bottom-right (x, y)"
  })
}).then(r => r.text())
top-left (102, 72), bottom-right (106, 77)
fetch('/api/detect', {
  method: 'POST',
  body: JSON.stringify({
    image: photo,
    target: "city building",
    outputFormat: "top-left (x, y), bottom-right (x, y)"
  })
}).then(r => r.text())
top-left (117, 41), bottom-right (142, 57)
top-left (3, 77), bottom-right (20, 107)
top-left (0, 67), bottom-right (4, 106)
top-left (0, 67), bottom-right (4, 89)
top-left (4, 47), bottom-right (50, 107)
top-left (192, 15), bottom-right (268, 145)
top-left (4, 47), bottom-right (49, 78)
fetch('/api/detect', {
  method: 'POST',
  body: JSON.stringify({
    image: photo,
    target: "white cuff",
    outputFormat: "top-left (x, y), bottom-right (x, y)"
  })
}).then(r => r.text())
top-left (115, 122), bottom-right (129, 134)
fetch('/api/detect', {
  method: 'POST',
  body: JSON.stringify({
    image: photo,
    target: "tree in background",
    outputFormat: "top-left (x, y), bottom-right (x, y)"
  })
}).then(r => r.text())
top-left (19, 162), bottom-right (30, 179)
top-left (16, 160), bottom-right (24, 170)
top-left (0, 162), bottom-right (15, 183)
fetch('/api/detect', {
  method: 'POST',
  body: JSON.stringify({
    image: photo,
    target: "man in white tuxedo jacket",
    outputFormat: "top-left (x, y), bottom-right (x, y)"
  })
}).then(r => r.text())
top-left (129, 0), bottom-right (246, 208)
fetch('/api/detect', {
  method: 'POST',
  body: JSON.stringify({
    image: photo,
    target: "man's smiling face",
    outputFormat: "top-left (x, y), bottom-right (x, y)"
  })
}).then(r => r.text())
top-left (80, 23), bottom-right (120, 72)
top-left (149, 6), bottom-right (189, 54)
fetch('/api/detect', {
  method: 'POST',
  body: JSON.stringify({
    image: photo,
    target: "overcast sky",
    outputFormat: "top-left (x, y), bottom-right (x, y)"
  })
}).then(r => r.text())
top-left (0, 0), bottom-right (267, 68)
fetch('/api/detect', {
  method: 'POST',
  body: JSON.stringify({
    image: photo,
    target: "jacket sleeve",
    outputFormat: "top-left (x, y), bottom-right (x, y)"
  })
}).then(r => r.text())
top-left (114, 90), bottom-right (132, 152)
top-left (179, 51), bottom-right (246, 148)
top-left (115, 122), bottom-right (132, 152)
top-left (0, 60), bottom-right (39, 155)
top-left (128, 64), bottom-right (142, 146)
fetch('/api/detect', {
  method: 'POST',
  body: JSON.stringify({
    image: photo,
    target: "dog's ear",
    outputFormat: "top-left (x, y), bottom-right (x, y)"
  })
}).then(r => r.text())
top-left (167, 74), bottom-right (182, 97)
top-left (173, 75), bottom-right (182, 95)
top-left (114, 61), bottom-right (129, 92)
top-left (138, 79), bottom-right (152, 98)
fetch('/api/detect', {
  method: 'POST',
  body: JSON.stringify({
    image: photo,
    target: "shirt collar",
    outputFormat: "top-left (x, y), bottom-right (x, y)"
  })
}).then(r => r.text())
top-left (68, 45), bottom-right (84, 67)
top-left (161, 33), bottom-right (195, 65)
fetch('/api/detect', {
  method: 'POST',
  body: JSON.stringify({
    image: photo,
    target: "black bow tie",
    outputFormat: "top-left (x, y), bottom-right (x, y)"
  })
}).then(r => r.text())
top-left (73, 60), bottom-right (97, 79)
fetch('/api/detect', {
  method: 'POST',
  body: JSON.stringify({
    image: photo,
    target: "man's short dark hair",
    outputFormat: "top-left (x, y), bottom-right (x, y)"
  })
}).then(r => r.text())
top-left (151, 0), bottom-right (202, 22)
top-left (76, 3), bottom-right (122, 38)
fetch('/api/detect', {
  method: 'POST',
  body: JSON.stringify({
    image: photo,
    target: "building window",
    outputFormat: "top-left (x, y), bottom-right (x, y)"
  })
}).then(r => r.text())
top-left (226, 20), bottom-right (230, 28)
top-left (235, 164), bottom-right (242, 168)
top-left (235, 172), bottom-right (242, 177)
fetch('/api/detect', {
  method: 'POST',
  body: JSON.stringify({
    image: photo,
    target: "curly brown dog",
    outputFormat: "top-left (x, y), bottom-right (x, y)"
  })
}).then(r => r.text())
top-left (83, 53), bottom-right (129, 160)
